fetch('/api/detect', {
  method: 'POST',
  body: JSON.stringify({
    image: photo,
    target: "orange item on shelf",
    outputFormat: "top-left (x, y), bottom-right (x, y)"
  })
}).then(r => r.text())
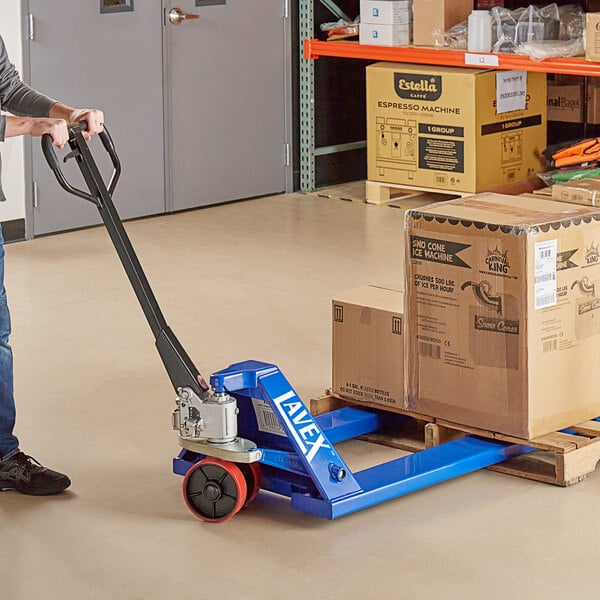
top-left (550, 138), bottom-right (600, 168)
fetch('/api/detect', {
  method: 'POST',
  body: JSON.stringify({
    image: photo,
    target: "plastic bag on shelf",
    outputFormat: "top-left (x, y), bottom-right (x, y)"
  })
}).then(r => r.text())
top-left (320, 17), bottom-right (359, 41)
top-left (558, 4), bottom-right (585, 40)
top-left (468, 4), bottom-right (585, 56)
top-left (538, 3), bottom-right (561, 40)
top-left (515, 6), bottom-right (546, 45)
top-left (514, 37), bottom-right (584, 61)
top-left (432, 21), bottom-right (468, 49)
top-left (491, 7), bottom-right (518, 53)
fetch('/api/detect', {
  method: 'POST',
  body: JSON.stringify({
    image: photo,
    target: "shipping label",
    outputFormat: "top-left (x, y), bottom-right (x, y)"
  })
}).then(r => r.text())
top-left (534, 240), bottom-right (558, 309)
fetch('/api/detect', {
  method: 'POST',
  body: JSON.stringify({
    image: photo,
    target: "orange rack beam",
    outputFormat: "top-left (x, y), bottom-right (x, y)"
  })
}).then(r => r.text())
top-left (304, 39), bottom-right (600, 77)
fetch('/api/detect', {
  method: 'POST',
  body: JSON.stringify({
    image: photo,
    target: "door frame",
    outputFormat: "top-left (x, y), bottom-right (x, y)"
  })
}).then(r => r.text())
top-left (20, 0), bottom-right (34, 240)
top-left (21, 0), bottom-right (294, 238)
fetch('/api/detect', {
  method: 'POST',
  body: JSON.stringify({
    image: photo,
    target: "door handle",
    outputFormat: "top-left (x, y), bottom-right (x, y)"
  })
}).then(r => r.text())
top-left (169, 7), bottom-right (200, 25)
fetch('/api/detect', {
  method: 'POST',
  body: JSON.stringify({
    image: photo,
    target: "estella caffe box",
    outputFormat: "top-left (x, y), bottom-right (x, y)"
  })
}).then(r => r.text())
top-left (367, 63), bottom-right (547, 193)
top-left (404, 193), bottom-right (600, 439)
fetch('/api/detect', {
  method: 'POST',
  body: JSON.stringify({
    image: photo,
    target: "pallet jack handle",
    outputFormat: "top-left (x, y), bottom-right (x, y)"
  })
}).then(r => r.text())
top-left (42, 123), bottom-right (210, 399)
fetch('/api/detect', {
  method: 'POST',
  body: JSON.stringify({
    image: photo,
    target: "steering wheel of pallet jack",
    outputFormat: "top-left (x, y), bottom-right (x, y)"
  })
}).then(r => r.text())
top-left (182, 458), bottom-right (248, 522)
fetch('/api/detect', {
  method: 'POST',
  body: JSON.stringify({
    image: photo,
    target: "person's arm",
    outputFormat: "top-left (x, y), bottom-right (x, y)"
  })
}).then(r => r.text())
top-left (0, 37), bottom-right (103, 146)
top-left (4, 115), bottom-right (70, 148)
top-left (2, 105), bottom-right (104, 149)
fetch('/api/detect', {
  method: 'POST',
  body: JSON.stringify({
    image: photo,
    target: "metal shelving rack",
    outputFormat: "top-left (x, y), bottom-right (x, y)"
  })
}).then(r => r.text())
top-left (299, 1), bottom-right (600, 192)
top-left (300, 0), bottom-right (367, 192)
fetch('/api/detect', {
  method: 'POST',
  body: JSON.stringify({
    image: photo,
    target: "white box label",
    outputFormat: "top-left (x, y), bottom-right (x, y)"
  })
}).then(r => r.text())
top-left (534, 239), bottom-right (558, 309)
top-left (464, 53), bottom-right (499, 67)
top-left (496, 70), bottom-right (527, 114)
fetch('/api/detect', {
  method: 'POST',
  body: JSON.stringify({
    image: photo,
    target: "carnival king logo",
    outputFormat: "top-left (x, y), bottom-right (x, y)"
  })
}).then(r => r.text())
top-left (485, 246), bottom-right (511, 274)
top-left (585, 242), bottom-right (600, 265)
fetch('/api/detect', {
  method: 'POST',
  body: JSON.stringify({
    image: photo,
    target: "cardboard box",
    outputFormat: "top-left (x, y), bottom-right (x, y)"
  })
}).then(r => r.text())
top-left (587, 83), bottom-right (600, 124)
top-left (547, 83), bottom-right (583, 123)
top-left (332, 284), bottom-right (405, 409)
top-left (412, 0), bottom-right (472, 46)
top-left (405, 193), bottom-right (600, 439)
top-left (552, 178), bottom-right (600, 207)
top-left (367, 63), bottom-right (547, 193)
top-left (360, 23), bottom-right (412, 46)
top-left (360, 0), bottom-right (412, 25)
top-left (586, 13), bottom-right (600, 62)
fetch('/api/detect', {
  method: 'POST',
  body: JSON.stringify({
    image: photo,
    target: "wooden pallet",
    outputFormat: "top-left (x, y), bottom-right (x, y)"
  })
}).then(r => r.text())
top-left (365, 178), bottom-right (546, 206)
top-left (364, 180), bottom-right (465, 205)
top-left (311, 394), bottom-right (600, 487)
top-left (432, 419), bottom-right (600, 487)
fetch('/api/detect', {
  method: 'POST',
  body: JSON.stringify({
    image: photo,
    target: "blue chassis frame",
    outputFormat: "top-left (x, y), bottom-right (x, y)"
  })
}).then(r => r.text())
top-left (173, 361), bottom-right (534, 519)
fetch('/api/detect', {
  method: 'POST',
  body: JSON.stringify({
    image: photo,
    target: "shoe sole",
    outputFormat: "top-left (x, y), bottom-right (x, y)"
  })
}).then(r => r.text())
top-left (0, 480), bottom-right (70, 495)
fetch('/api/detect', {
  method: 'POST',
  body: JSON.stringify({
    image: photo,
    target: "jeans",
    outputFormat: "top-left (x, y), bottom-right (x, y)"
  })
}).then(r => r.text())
top-left (0, 224), bottom-right (18, 457)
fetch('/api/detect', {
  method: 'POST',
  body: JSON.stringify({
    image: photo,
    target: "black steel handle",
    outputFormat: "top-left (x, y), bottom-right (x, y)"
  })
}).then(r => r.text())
top-left (41, 132), bottom-right (62, 172)
top-left (41, 121), bottom-right (121, 202)
top-left (41, 120), bottom-right (87, 170)
top-left (41, 117), bottom-right (209, 399)
top-left (98, 128), bottom-right (121, 195)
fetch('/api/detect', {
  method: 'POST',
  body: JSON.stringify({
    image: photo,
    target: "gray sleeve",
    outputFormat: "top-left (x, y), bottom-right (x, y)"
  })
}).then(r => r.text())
top-left (0, 36), bottom-right (56, 128)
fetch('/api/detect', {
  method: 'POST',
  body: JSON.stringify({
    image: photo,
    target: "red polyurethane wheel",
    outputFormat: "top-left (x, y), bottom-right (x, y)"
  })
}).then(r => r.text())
top-left (239, 462), bottom-right (262, 506)
top-left (182, 457), bottom-right (248, 523)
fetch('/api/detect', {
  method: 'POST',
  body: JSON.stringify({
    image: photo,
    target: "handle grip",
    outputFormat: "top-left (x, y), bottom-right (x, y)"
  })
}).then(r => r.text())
top-left (42, 120), bottom-right (88, 172)
top-left (41, 133), bottom-right (61, 172)
top-left (41, 120), bottom-right (120, 203)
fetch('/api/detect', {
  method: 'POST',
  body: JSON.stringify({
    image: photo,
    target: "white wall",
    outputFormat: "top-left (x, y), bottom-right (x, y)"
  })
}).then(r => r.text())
top-left (0, 0), bottom-right (26, 222)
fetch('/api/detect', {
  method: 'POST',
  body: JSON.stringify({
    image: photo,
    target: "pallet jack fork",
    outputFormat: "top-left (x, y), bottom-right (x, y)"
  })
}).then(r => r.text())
top-left (42, 125), bottom-right (534, 522)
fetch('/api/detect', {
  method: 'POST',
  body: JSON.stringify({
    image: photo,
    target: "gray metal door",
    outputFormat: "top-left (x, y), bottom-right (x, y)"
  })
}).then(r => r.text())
top-left (163, 0), bottom-right (290, 211)
top-left (27, 1), bottom-right (165, 236)
top-left (26, 1), bottom-right (290, 235)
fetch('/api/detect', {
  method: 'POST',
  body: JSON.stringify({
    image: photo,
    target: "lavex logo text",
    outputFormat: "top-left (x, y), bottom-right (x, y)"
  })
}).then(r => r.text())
top-left (274, 391), bottom-right (331, 463)
top-left (485, 246), bottom-right (510, 274)
top-left (585, 242), bottom-right (600, 265)
top-left (394, 73), bottom-right (442, 101)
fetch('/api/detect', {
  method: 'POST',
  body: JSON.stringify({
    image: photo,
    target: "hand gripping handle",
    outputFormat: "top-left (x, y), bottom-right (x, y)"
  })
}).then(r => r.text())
top-left (41, 121), bottom-right (121, 202)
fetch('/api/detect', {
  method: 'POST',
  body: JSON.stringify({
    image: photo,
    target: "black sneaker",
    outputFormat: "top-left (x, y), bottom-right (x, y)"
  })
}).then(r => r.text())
top-left (0, 452), bottom-right (71, 496)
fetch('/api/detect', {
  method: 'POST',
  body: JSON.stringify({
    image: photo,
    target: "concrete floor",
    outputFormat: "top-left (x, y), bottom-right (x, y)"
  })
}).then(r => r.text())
top-left (1, 191), bottom-right (600, 599)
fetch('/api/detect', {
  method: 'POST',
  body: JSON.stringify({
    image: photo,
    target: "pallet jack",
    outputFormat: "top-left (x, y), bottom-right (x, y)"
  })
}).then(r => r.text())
top-left (42, 125), bottom-right (534, 522)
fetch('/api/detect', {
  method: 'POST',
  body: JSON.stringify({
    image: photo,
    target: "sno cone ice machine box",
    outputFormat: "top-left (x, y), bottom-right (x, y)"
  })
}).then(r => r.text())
top-left (405, 193), bottom-right (600, 439)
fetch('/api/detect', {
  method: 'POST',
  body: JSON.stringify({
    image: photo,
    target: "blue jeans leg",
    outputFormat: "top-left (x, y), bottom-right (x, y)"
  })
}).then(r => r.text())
top-left (0, 224), bottom-right (19, 458)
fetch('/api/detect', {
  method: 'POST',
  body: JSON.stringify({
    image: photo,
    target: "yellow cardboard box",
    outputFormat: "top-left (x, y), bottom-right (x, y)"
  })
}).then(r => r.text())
top-left (367, 62), bottom-right (547, 193)
top-left (586, 13), bottom-right (600, 62)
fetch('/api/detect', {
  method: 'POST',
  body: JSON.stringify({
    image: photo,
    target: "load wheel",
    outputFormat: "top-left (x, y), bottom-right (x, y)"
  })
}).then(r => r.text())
top-left (182, 457), bottom-right (247, 523)
top-left (238, 462), bottom-right (262, 506)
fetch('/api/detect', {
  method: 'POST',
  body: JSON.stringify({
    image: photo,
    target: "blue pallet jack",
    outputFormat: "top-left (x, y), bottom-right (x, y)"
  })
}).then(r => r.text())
top-left (42, 125), bottom-right (534, 522)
